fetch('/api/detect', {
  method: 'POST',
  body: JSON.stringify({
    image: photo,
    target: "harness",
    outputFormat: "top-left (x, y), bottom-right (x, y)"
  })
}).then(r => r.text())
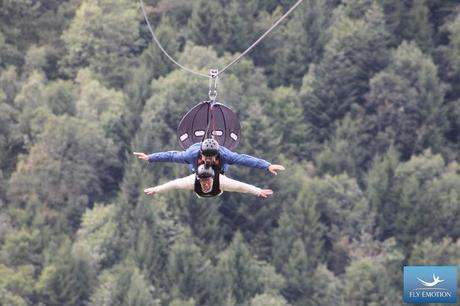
top-left (194, 154), bottom-right (223, 197)
top-left (194, 172), bottom-right (223, 197)
top-left (197, 155), bottom-right (224, 174)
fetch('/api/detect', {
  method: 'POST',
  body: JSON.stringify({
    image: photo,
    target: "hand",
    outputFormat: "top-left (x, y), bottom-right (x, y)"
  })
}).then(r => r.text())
top-left (133, 152), bottom-right (149, 161)
top-left (144, 187), bottom-right (159, 196)
top-left (259, 189), bottom-right (273, 199)
top-left (268, 164), bottom-right (285, 175)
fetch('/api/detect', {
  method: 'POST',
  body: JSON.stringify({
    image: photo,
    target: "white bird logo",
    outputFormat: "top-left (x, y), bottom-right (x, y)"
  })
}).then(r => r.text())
top-left (417, 274), bottom-right (444, 287)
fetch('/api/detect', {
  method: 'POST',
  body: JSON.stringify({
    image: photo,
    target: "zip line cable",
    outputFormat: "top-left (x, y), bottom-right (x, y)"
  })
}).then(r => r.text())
top-left (217, 0), bottom-right (304, 76)
top-left (139, 0), bottom-right (208, 78)
top-left (139, 0), bottom-right (305, 78)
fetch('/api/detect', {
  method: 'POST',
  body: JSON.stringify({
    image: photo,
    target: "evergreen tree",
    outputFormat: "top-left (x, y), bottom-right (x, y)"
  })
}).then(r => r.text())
top-left (0, 90), bottom-right (21, 178)
top-left (249, 292), bottom-right (291, 306)
top-left (391, 150), bottom-right (460, 251)
top-left (13, 70), bottom-right (49, 148)
top-left (73, 204), bottom-right (120, 270)
top-left (256, 0), bottom-right (332, 88)
top-left (7, 116), bottom-right (120, 232)
top-left (310, 264), bottom-right (343, 306)
top-left (61, 0), bottom-right (140, 87)
top-left (268, 87), bottom-right (313, 160)
top-left (273, 180), bottom-right (324, 272)
top-left (365, 147), bottom-right (400, 240)
top-left (409, 238), bottom-right (460, 266)
top-left (167, 233), bottom-right (213, 304)
top-left (378, 0), bottom-right (434, 52)
top-left (315, 114), bottom-right (372, 179)
top-left (311, 174), bottom-right (372, 272)
top-left (343, 257), bottom-right (400, 306)
top-left (0, 264), bottom-right (34, 306)
top-left (89, 262), bottom-right (159, 306)
top-left (302, 2), bottom-right (390, 141)
top-left (281, 239), bottom-right (312, 305)
top-left (45, 80), bottom-right (77, 116)
top-left (215, 232), bottom-right (283, 305)
top-left (188, 0), bottom-right (258, 55)
top-left (437, 12), bottom-right (460, 147)
top-left (37, 244), bottom-right (95, 306)
top-left (365, 41), bottom-right (447, 159)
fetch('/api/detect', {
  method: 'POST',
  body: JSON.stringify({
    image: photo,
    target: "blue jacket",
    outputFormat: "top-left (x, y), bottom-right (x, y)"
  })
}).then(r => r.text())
top-left (148, 143), bottom-right (270, 173)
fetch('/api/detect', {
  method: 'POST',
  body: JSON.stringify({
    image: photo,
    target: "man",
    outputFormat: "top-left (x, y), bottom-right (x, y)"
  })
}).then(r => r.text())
top-left (134, 138), bottom-right (285, 175)
top-left (144, 164), bottom-right (274, 198)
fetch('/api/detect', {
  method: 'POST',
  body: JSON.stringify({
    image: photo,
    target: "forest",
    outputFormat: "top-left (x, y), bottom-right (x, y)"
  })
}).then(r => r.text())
top-left (1, 0), bottom-right (460, 305)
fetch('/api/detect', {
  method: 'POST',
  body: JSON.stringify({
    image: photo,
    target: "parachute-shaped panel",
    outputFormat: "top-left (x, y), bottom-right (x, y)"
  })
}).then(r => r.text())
top-left (177, 101), bottom-right (241, 150)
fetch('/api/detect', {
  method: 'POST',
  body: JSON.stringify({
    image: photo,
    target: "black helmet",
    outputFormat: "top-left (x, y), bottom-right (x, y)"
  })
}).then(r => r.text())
top-left (197, 164), bottom-right (214, 179)
top-left (201, 138), bottom-right (219, 156)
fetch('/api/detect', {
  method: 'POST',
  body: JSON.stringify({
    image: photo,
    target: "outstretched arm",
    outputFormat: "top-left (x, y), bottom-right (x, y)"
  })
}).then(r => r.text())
top-left (220, 175), bottom-right (273, 198)
top-left (134, 143), bottom-right (200, 165)
top-left (220, 147), bottom-right (285, 175)
top-left (144, 174), bottom-right (195, 196)
top-left (134, 150), bottom-right (189, 164)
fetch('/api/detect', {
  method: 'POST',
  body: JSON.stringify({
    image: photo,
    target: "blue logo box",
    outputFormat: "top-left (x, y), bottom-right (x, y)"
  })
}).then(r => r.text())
top-left (404, 266), bottom-right (457, 304)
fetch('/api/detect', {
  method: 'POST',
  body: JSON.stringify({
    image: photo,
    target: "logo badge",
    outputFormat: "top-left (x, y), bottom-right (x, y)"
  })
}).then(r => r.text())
top-left (404, 266), bottom-right (457, 304)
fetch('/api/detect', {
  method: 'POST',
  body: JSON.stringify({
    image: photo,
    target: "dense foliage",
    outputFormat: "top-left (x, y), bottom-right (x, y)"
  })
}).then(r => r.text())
top-left (1, 0), bottom-right (459, 305)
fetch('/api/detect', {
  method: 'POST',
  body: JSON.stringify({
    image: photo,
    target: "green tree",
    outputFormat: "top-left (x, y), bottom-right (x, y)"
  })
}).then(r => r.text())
top-left (302, 2), bottom-right (390, 141)
top-left (13, 70), bottom-right (50, 147)
top-left (365, 41), bottom-right (447, 159)
top-left (89, 262), bottom-right (159, 306)
top-left (169, 298), bottom-right (196, 306)
top-left (365, 147), bottom-right (400, 239)
top-left (340, 234), bottom-right (403, 306)
top-left (378, 0), bottom-right (433, 52)
top-left (281, 239), bottom-right (312, 305)
top-left (0, 264), bottom-right (34, 306)
top-left (188, 0), bottom-right (225, 52)
top-left (409, 238), bottom-right (460, 266)
top-left (310, 264), bottom-right (343, 306)
top-left (61, 0), bottom-right (140, 87)
top-left (167, 233), bottom-right (213, 304)
top-left (437, 12), bottom-right (460, 147)
top-left (37, 244), bottom-right (95, 306)
top-left (0, 66), bottom-right (20, 104)
top-left (0, 91), bottom-right (21, 177)
top-left (312, 174), bottom-right (372, 272)
top-left (315, 114), bottom-right (372, 179)
top-left (7, 116), bottom-right (120, 231)
top-left (273, 179), bottom-right (324, 272)
top-left (249, 292), bottom-right (291, 306)
top-left (87, 269), bottom-right (118, 306)
top-left (215, 232), bottom-right (284, 305)
top-left (23, 45), bottom-right (50, 75)
top-left (1, 228), bottom-right (44, 268)
top-left (45, 80), bottom-right (77, 116)
top-left (343, 256), bottom-right (400, 306)
top-left (391, 150), bottom-right (460, 251)
top-left (0, 0), bottom-right (71, 67)
top-left (188, 0), bottom-right (258, 55)
top-left (258, 0), bottom-right (332, 88)
top-left (73, 204), bottom-right (119, 270)
top-left (267, 87), bottom-right (313, 160)
top-left (74, 68), bottom-right (127, 156)
top-left (129, 204), bottom-right (170, 293)
top-left (125, 266), bottom-right (158, 306)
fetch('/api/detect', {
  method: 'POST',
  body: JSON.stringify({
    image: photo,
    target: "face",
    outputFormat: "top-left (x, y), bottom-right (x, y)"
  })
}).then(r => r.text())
top-left (199, 177), bottom-right (214, 193)
top-left (202, 154), bottom-right (217, 165)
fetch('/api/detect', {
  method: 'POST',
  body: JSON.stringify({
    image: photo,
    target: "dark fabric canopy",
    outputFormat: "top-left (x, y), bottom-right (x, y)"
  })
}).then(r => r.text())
top-left (177, 101), bottom-right (241, 150)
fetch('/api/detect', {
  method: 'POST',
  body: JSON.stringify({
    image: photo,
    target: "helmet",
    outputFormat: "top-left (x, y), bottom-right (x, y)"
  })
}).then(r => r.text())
top-left (197, 164), bottom-right (214, 179)
top-left (200, 138), bottom-right (219, 156)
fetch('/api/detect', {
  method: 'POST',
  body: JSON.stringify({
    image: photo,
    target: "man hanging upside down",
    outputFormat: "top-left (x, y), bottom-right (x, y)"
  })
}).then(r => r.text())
top-left (143, 164), bottom-right (274, 198)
